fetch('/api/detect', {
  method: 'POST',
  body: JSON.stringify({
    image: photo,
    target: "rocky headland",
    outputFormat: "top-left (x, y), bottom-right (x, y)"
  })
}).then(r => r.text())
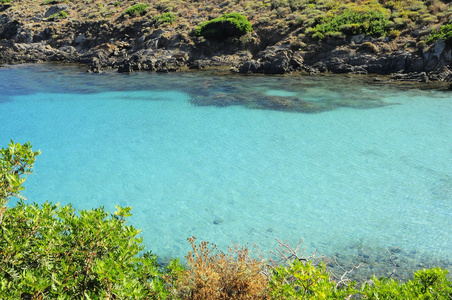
top-left (1, 0), bottom-right (451, 83)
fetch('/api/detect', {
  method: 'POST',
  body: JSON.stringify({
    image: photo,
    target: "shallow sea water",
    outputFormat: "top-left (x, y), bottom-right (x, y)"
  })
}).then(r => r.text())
top-left (1, 63), bottom-right (451, 280)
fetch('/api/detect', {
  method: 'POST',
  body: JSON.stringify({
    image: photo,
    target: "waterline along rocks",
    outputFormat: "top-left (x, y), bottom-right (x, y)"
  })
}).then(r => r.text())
top-left (0, 0), bottom-right (452, 82)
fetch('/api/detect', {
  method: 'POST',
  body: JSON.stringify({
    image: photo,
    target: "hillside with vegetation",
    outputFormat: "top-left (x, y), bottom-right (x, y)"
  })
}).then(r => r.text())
top-left (0, 0), bottom-right (452, 80)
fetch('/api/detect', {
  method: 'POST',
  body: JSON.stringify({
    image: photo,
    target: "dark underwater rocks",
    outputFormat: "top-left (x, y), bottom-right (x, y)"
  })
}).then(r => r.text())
top-left (253, 94), bottom-right (331, 113)
top-left (213, 219), bottom-right (224, 225)
top-left (190, 92), bottom-right (249, 108)
top-left (189, 91), bottom-right (332, 113)
top-left (189, 86), bottom-right (392, 113)
top-left (320, 98), bottom-right (394, 109)
top-left (431, 175), bottom-right (452, 201)
top-left (332, 243), bottom-right (452, 284)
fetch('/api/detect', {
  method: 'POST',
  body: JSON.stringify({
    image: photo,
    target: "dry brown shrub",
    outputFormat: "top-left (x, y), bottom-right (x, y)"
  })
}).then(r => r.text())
top-left (428, 0), bottom-right (448, 14)
top-left (170, 236), bottom-right (268, 300)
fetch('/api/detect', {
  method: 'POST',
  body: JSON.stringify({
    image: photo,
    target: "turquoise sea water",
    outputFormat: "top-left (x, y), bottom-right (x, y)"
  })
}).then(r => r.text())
top-left (1, 63), bottom-right (451, 280)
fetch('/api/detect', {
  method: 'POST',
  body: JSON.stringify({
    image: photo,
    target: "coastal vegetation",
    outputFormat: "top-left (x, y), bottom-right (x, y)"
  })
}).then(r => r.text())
top-left (2, 0), bottom-right (451, 45)
top-left (426, 22), bottom-right (452, 45)
top-left (1, 0), bottom-right (451, 77)
top-left (2, 142), bottom-right (452, 298)
top-left (154, 12), bottom-right (176, 26)
top-left (305, 6), bottom-right (390, 39)
top-left (123, 3), bottom-right (149, 17)
top-left (46, 10), bottom-right (68, 21)
top-left (196, 13), bottom-right (252, 40)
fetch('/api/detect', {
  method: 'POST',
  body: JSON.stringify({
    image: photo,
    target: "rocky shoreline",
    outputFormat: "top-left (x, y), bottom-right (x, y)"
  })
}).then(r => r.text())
top-left (1, 3), bottom-right (452, 84)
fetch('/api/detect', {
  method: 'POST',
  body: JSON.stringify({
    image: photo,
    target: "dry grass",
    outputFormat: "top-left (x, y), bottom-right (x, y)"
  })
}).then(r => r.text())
top-left (6, 0), bottom-right (449, 32)
top-left (168, 237), bottom-right (268, 300)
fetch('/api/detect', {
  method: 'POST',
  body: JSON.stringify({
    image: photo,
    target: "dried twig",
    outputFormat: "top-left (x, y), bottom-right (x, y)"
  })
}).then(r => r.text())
top-left (327, 257), bottom-right (362, 288)
top-left (386, 247), bottom-right (397, 279)
top-left (268, 238), bottom-right (323, 267)
top-left (266, 237), bottom-right (402, 291)
top-left (266, 237), bottom-right (361, 287)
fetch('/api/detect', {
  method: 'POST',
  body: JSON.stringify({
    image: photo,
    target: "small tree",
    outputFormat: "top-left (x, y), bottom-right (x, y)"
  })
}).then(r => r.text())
top-left (0, 141), bottom-right (40, 223)
top-left (0, 142), bottom-right (167, 299)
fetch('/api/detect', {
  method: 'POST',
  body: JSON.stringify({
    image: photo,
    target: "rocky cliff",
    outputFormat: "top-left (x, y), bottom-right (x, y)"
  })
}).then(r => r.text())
top-left (1, 0), bottom-right (451, 83)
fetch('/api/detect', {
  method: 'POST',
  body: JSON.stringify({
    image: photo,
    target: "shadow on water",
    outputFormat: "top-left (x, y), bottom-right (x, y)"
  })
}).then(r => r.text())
top-left (183, 74), bottom-right (399, 113)
top-left (2, 63), bottom-right (439, 114)
top-left (431, 175), bottom-right (452, 201)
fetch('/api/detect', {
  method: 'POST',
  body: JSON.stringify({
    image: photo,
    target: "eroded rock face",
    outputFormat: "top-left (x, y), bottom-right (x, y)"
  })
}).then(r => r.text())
top-left (238, 47), bottom-right (292, 74)
top-left (0, 42), bottom-right (80, 64)
top-left (234, 38), bottom-right (451, 80)
top-left (0, 11), bottom-right (451, 81)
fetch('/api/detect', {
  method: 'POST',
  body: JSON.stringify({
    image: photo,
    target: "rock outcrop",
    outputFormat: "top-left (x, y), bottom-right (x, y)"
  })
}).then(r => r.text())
top-left (0, 6), bottom-right (451, 83)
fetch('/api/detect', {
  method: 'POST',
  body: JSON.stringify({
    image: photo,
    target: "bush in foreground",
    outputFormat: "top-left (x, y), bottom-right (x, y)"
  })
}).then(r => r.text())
top-left (361, 267), bottom-right (452, 299)
top-left (1, 202), bottom-right (167, 299)
top-left (1, 141), bottom-right (166, 299)
top-left (268, 260), bottom-right (355, 299)
top-left (166, 237), bottom-right (268, 299)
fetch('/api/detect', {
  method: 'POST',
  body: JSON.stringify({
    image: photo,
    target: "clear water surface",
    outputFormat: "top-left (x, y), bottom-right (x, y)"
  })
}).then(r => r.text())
top-left (1, 63), bottom-right (451, 280)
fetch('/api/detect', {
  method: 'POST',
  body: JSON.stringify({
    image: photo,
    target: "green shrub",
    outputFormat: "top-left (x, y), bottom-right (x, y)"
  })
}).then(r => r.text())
top-left (400, 10), bottom-right (420, 21)
top-left (393, 17), bottom-right (410, 28)
top-left (339, 23), bottom-right (362, 34)
top-left (422, 15), bottom-right (436, 23)
top-left (268, 260), bottom-right (355, 299)
top-left (0, 0), bottom-right (12, 4)
top-left (0, 142), bottom-right (167, 299)
top-left (123, 3), bottom-right (148, 17)
top-left (154, 12), bottom-right (176, 25)
top-left (325, 31), bottom-right (346, 39)
top-left (389, 29), bottom-right (401, 38)
top-left (360, 268), bottom-right (452, 299)
top-left (307, 7), bottom-right (390, 38)
top-left (0, 141), bottom-right (40, 204)
top-left (0, 202), bottom-right (167, 299)
top-left (46, 10), bottom-right (68, 21)
top-left (196, 13), bottom-right (252, 41)
top-left (426, 23), bottom-right (452, 45)
top-left (312, 31), bottom-right (325, 39)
